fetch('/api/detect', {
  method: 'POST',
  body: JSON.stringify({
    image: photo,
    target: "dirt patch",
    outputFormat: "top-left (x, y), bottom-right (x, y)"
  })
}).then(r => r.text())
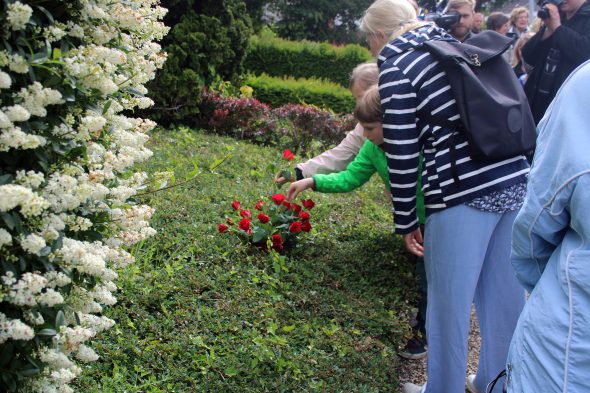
top-left (396, 307), bottom-right (481, 392)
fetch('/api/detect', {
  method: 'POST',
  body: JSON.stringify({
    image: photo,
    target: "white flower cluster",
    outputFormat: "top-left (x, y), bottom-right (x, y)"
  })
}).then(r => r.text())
top-left (6, 1), bottom-right (33, 31)
top-left (0, 1), bottom-right (168, 391)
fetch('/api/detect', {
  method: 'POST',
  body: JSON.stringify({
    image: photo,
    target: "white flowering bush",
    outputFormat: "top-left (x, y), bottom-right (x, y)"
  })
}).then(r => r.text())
top-left (0, 1), bottom-right (168, 391)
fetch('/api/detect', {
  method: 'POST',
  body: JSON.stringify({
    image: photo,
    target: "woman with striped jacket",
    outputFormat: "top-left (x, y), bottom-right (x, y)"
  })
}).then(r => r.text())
top-left (361, 1), bottom-right (529, 392)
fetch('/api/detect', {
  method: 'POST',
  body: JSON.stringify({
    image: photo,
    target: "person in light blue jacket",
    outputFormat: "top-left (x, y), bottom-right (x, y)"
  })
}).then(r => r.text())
top-left (507, 59), bottom-right (590, 393)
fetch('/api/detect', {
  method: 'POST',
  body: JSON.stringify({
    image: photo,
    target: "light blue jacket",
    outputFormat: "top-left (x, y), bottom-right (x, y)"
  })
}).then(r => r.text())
top-left (507, 60), bottom-right (590, 393)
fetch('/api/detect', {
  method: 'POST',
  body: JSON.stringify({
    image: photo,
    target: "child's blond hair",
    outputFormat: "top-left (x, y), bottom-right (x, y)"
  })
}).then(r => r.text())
top-left (354, 85), bottom-right (382, 124)
top-left (349, 62), bottom-right (379, 90)
top-left (511, 32), bottom-right (535, 67)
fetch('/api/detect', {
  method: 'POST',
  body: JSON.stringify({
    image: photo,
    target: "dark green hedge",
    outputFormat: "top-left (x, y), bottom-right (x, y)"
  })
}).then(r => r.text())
top-left (245, 74), bottom-right (355, 114)
top-left (244, 32), bottom-right (373, 87)
top-left (147, 0), bottom-right (253, 124)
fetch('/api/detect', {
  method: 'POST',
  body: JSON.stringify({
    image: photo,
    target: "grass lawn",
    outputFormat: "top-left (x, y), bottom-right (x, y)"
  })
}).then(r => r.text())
top-left (74, 127), bottom-right (418, 392)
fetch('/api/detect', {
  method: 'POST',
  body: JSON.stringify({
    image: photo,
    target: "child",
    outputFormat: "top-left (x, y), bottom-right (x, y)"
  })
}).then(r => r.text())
top-left (287, 85), bottom-right (424, 217)
top-left (286, 86), bottom-right (428, 359)
top-left (286, 85), bottom-right (424, 207)
top-left (275, 62), bottom-right (378, 184)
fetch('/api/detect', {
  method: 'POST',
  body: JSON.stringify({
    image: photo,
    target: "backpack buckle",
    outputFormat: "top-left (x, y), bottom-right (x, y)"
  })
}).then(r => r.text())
top-left (469, 53), bottom-right (481, 67)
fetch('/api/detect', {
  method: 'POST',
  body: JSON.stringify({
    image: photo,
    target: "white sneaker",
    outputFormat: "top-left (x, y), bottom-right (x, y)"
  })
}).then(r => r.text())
top-left (466, 374), bottom-right (479, 393)
top-left (402, 382), bottom-right (423, 393)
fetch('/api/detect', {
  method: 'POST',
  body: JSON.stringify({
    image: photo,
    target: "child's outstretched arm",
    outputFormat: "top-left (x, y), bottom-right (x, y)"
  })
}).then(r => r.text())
top-left (286, 178), bottom-right (315, 201)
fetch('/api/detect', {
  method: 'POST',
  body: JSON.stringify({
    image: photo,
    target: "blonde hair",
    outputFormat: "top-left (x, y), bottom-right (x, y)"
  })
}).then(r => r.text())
top-left (447, 0), bottom-right (476, 11)
top-left (510, 7), bottom-right (529, 26)
top-left (360, 0), bottom-right (426, 42)
top-left (530, 17), bottom-right (542, 32)
top-left (511, 32), bottom-right (535, 67)
top-left (349, 62), bottom-right (379, 90)
top-left (354, 85), bottom-right (382, 124)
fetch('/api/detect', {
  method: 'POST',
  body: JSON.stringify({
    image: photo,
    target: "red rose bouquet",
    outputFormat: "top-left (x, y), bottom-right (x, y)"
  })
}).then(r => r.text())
top-left (218, 194), bottom-right (315, 253)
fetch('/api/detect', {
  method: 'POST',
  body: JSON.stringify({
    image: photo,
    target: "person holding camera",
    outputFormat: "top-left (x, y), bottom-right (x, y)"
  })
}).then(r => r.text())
top-left (522, 0), bottom-right (590, 124)
top-left (446, 0), bottom-right (476, 41)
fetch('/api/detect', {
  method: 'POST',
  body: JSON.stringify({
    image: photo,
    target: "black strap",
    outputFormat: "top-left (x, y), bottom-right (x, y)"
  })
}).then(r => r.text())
top-left (486, 369), bottom-right (507, 393)
top-left (417, 111), bottom-right (462, 184)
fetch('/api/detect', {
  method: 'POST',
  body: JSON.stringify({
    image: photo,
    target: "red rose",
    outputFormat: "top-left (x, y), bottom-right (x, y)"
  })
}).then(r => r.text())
top-left (301, 199), bottom-right (315, 209)
top-left (238, 218), bottom-right (251, 232)
top-left (271, 234), bottom-right (283, 244)
top-left (218, 224), bottom-right (229, 233)
top-left (272, 243), bottom-right (284, 252)
top-left (231, 200), bottom-right (241, 210)
top-left (299, 211), bottom-right (310, 220)
top-left (255, 200), bottom-right (264, 210)
top-left (282, 149), bottom-right (295, 161)
top-left (301, 220), bottom-right (312, 232)
top-left (258, 213), bottom-right (270, 223)
top-left (282, 201), bottom-right (291, 210)
top-left (272, 193), bottom-right (286, 205)
top-left (240, 209), bottom-right (252, 219)
top-left (289, 221), bottom-right (302, 233)
top-left (291, 203), bottom-right (302, 214)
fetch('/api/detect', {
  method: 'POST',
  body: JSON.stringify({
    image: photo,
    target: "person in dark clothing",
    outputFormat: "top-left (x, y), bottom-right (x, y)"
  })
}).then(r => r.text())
top-left (522, 0), bottom-right (590, 123)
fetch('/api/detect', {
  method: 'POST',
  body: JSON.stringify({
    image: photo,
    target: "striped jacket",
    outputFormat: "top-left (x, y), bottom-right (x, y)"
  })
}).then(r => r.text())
top-left (378, 24), bottom-right (530, 234)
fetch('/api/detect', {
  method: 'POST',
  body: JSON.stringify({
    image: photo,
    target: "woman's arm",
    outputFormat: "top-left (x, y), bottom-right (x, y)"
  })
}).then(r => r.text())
top-left (297, 123), bottom-right (365, 178)
top-left (511, 185), bottom-right (569, 292)
top-left (380, 65), bottom-right (421, 235)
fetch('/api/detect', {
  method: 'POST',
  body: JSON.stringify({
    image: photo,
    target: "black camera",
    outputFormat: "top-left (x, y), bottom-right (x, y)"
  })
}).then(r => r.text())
top-left (537, 0), bottom-right (564, 19)
top-left (425, 10), bottom-right (461, 30)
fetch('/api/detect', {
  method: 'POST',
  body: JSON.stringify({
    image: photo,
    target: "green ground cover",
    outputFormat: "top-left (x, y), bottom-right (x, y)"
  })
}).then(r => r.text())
top-left (74, 128), bottom-right (418, 392)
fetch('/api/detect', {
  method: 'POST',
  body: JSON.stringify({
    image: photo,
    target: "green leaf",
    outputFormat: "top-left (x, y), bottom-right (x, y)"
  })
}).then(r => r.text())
top-left (124, 87), bottom-right (145, 97)
top-left (18, 365), bottom-right (40, 377)
top-left (0, 174), bottom-right (13, 185)
top-left (252, 228), bottom-right (268, 243)
top-left (37, 329), bottom-right (57, 337)
top-left (35, 5), bottom-right (55, 23)
top-left (52, 47), bottom-right (61, 60)
top-left (55, 310), bottom-right (65, 329)
top-left (1, 213), bottom-right (15, 230)
top-left (0, 343), bottom-right (14, 366)
top-left (282, 325), bottom-right (296, 333)
top-left (224, 367), bottom-right (239, 377)
top-left (102, 100), bottom-right (112, 115)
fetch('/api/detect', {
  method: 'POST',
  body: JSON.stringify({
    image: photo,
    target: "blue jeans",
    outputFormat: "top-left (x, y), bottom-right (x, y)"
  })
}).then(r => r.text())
top-left (422, 204), bottom-right (525, 393)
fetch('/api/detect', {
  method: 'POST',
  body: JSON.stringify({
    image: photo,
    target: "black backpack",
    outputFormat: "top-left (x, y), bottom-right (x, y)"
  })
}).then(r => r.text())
top-left (419, 31), bottom-right (536, 180)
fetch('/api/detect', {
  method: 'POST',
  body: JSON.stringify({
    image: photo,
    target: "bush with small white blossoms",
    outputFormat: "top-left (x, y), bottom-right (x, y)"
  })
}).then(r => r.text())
top-left (0, 1), bottom-right (168, 391)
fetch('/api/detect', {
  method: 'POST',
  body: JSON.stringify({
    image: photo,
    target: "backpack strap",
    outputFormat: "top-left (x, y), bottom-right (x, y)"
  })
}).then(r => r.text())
top-left (418, 110), bottom-right (462, 184)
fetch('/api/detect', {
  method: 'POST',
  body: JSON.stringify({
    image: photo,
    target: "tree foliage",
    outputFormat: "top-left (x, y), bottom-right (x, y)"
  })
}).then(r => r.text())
top-left (270, 0), bottom-right (374, 44)
top-left (147, 0), bottom-right (253, 124)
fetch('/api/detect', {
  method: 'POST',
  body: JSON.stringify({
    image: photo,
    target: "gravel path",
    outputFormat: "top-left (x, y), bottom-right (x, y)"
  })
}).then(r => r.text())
top-left (396, 307), bottom-right (481, 392)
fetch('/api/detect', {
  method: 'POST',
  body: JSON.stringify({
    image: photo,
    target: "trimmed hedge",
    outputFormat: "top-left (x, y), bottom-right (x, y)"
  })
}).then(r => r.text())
top-left (245, 74), bottom-right (355, 114)
top-left (244, 32), bottom-right (373, 87)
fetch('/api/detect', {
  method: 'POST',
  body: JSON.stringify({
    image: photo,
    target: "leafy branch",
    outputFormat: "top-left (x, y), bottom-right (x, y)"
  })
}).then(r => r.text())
top-left (135, 153), bottom-right (231, 197)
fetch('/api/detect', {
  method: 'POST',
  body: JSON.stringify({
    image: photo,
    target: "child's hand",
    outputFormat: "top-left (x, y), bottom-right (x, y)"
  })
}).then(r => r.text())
top-left (274, 169), bottom-right (294, 186)
top-left (286, 178), bottom-right (314, 201)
